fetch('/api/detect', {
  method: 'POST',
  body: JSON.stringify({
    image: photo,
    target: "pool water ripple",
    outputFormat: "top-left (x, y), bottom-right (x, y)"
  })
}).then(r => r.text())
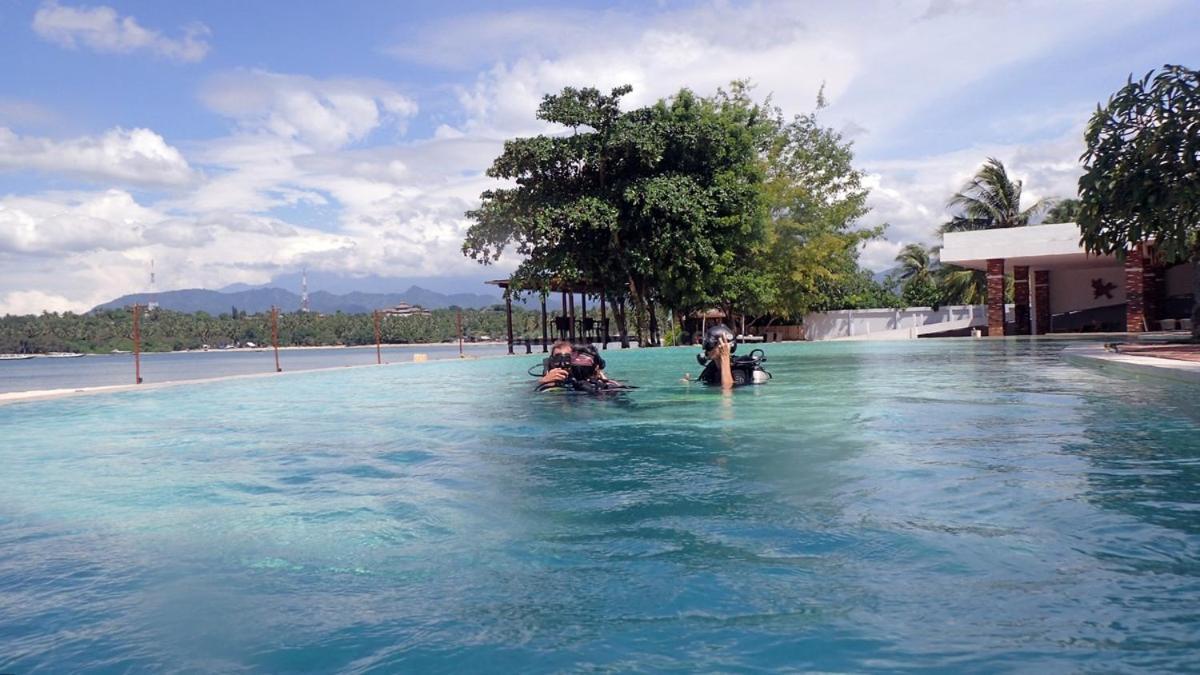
top-left (3, 339), bottom-right (1200, 671)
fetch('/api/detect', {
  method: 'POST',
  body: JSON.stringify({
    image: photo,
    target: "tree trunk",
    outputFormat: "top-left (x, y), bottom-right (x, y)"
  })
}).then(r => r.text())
top-left (1192, 253), bottom-right (1200, 342)
top-left (616, 297), bottom-right (630, 348)
top-left (624, 273), bottom-right (650, 348)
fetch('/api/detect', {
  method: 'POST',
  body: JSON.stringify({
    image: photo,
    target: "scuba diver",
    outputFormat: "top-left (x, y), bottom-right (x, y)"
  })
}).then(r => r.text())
top-left (532, 341), bottom-right (633, 394)
top-left (694, 324), bottom-right (770, 389)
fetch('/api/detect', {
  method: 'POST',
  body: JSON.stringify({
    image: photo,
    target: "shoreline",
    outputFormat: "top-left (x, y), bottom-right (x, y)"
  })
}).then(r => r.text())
top-left (0, 349), bottom-right (521, 407)
top-left (36, 341), bottom-right (512, 357)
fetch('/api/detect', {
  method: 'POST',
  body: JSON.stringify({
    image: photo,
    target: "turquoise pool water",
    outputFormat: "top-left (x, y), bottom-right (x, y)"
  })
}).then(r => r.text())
top-left (2, 340), bottom-right (1199, 672)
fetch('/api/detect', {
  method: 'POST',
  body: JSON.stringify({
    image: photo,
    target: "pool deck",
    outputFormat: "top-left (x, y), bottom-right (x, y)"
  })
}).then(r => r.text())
top-left (1063, 344), bottom-right (1200, 386)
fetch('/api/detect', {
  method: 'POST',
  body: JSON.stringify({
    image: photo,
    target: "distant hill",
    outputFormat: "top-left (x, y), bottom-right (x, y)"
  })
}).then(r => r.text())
top-left (93, 285), bottom-right (505, 315)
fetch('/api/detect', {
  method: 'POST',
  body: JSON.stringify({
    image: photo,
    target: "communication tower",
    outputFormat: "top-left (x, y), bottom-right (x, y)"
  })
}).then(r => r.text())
top-left (148, 259), bottom-right (159, 311)
top-left (301, 268), bottom-right (310, 313)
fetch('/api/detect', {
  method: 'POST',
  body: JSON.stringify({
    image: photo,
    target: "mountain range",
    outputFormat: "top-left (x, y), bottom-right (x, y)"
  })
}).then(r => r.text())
top-left (93, 285), bottom-right (507, 315)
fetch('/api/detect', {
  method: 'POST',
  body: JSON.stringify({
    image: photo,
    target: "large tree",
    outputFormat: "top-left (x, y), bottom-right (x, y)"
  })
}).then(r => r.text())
top-left (462, 85), bottom-right (769, 340)
top-left (1077, 65), bottom-right (1200, 339)
top-left (752, 87), bottom-right (882, 318)
top-left (942, 157), bottom-right (1048, 232)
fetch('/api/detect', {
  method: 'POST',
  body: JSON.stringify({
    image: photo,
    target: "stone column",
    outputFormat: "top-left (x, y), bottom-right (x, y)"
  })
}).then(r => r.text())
top-left (1034, 271), bottom-right (1051, 335)
top-left (1125, 247), bottom-right (1146, 333)
top-left (1013, 265), bottom-right (1031, 335)
top-left (986, 258), bottom-right (1005, 336)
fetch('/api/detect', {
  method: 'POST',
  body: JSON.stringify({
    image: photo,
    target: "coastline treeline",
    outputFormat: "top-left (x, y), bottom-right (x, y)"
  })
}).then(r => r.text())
top-left (0, 307), bottom-right (546, 354)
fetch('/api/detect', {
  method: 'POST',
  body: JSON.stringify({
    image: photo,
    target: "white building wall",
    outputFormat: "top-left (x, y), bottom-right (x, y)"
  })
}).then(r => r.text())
top-left (1046, 266), bottom-right (1125, 314)
top-left (803, 305), bottom-right (996, 341)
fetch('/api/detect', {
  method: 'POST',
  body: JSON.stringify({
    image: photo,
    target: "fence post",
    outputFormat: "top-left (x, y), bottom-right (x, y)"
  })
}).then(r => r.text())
top-left (271, 306), bottom-right (282, 372)
top-left (132, 304), bottom-right (143, 384)
top-left (374, 310), bottom-right (383, 364)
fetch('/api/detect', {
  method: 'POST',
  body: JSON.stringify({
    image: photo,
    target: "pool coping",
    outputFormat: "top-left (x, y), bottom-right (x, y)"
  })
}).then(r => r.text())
top-left (1062, 345), bottom-right (1200, 386)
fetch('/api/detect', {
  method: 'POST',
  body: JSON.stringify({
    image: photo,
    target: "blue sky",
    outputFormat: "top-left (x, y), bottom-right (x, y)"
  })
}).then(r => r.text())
top-left (1, 0), bottom-right (1198, 314)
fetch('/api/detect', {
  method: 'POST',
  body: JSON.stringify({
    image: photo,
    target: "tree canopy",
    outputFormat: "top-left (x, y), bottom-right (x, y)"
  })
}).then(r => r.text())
top-left (1077, 64), bottom-right (1199, 339)
top-left (462, 84), bottom-right (771, 336)
top-left (462, 82), bottom-right (887, 330)
top-left (1078, 65), bottom-right (1200, 262)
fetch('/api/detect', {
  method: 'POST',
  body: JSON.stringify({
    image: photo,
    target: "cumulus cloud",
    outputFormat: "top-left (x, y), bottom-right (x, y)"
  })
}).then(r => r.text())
top-left (5, 1), bottom-right (1187, 313)
top-left (32, 1), bottom-right (210, 62)
top-left (856, 129), bottom-right (1085, 271)
top-left (199, 70), bottom-right (419, 150)
top-left (0, 189), bottom-right (356, 314)
top-left (0, 290), bottom-right (79, 316)
top-left (0, 126), bottom-right (194, 186)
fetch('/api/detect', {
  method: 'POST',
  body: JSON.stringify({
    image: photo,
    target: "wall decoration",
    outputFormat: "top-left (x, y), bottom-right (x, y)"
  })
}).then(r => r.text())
top-left (1091, 278), bottom-right (1116, 299)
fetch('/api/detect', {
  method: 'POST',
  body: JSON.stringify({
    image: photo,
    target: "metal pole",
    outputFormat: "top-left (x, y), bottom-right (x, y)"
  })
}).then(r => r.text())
top-left (600, 293), bottom-right (608, 350)
top-left (132, 304), bottom-right (143, 384)
top-left (271, 306), bottom-right (282, 372)
top-left (540, 295), bottom-right (548, 352)
top-left (505, 295), bottom-right (514, 355)
top-left (581, 293), bottom-right (588, 342)
top-left (568, 293), bottom-right (576, 342)
top-left (374, 310), bottom-right (382, 364)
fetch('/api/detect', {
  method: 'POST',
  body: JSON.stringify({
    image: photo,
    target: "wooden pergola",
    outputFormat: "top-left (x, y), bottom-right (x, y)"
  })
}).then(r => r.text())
top-left (486, 279), bottom-right (634, 354)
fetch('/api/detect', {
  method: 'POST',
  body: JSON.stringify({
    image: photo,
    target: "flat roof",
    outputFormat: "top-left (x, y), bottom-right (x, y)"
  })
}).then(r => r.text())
top-left (939, 222), bottom-right (1118, 271)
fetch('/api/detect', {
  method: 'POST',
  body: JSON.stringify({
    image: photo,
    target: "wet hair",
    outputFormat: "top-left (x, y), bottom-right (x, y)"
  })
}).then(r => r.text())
top-left (550, 340), bottom-right (573, 354)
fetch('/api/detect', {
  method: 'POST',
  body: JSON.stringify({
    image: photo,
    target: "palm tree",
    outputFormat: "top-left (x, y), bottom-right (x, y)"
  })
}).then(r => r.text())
top-left (1043, 198), bottom-right (1081, 224)
top-left (938, 266), bottom-right (987, 305)
top-left (895, 243), bottom-right (933, 285)
top-left (943, 157), bottom-right (1048, 232)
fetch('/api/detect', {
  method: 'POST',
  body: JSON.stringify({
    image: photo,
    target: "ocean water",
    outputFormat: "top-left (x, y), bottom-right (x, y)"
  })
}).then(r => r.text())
top-left (1, 340), bottom-right (1199, 672)
top-left (0, 343), bottom-right (511, 394)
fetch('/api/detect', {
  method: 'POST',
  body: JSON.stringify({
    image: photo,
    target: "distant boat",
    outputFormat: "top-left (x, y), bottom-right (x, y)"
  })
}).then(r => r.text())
top-left (44, 352), bottom-right (85, 358)
top-left (0, 354), bottom-right (35, 361)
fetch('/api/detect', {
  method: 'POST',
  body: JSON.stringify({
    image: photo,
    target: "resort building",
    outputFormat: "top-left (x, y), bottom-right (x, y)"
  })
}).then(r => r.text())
top-left (381, 303), bottom-right (431, 318)
top-left (939, 222), bottom-right (1196, 335)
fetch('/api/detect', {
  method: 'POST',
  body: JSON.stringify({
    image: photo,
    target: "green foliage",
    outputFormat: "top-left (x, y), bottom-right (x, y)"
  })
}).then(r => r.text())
top-left (1078, 64), bottom-right (1200, 339)
top-left (942, 157), bottom-right (1047, 232)
top-left (0, 308), bottom-right (542, 354)
top-left (462, 84), bottom-right (769, 338)
top-left (1079, 65), bottom-right (1199, 263)
top-left (463, 80), bottom-right (887, 330)
top-left (1043, 198), bottom-right (1081, 224)
top-left (739, 84), bottom-right (882, 318)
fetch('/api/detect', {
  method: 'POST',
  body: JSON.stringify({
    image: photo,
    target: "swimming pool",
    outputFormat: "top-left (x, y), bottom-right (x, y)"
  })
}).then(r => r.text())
top-left (2, 340), bottom-right (1198, 671)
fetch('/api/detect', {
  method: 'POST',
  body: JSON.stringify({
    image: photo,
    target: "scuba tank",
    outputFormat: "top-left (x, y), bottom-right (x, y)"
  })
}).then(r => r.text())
top-left (696, 324), bottom-right (771, 386)
top-left (529, 344), bottom-right (634, 393)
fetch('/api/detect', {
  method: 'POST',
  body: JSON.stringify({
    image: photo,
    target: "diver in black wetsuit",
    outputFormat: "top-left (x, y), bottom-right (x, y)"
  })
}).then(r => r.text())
top-left (533, 341), bottom-right (630, 393)
top-left (695, 324), bottom-right (770, 389)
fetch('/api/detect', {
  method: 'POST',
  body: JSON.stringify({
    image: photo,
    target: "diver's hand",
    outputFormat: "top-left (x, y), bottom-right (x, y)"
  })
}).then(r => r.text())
top-left (716, 337), bottom-right (732, 360)
top-left (539, 368), bottom-right (569, 385)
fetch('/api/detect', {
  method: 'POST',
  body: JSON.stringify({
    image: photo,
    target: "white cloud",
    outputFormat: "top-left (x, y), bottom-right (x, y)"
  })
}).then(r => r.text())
top-left (0, 126), bottom-right (194, 185)
top-left (857, 129), bottom-right (1085, 271)
top-left (32, 1), bottom-right (210, 62)
top-left (0, 189), bottom-right (356, 314)
top-left (199, 70), bottom-right (418, 150)
top-left (5, 1), bottom-right (1188, 313)
top-left (0, 290), bottom-right (79, 316)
